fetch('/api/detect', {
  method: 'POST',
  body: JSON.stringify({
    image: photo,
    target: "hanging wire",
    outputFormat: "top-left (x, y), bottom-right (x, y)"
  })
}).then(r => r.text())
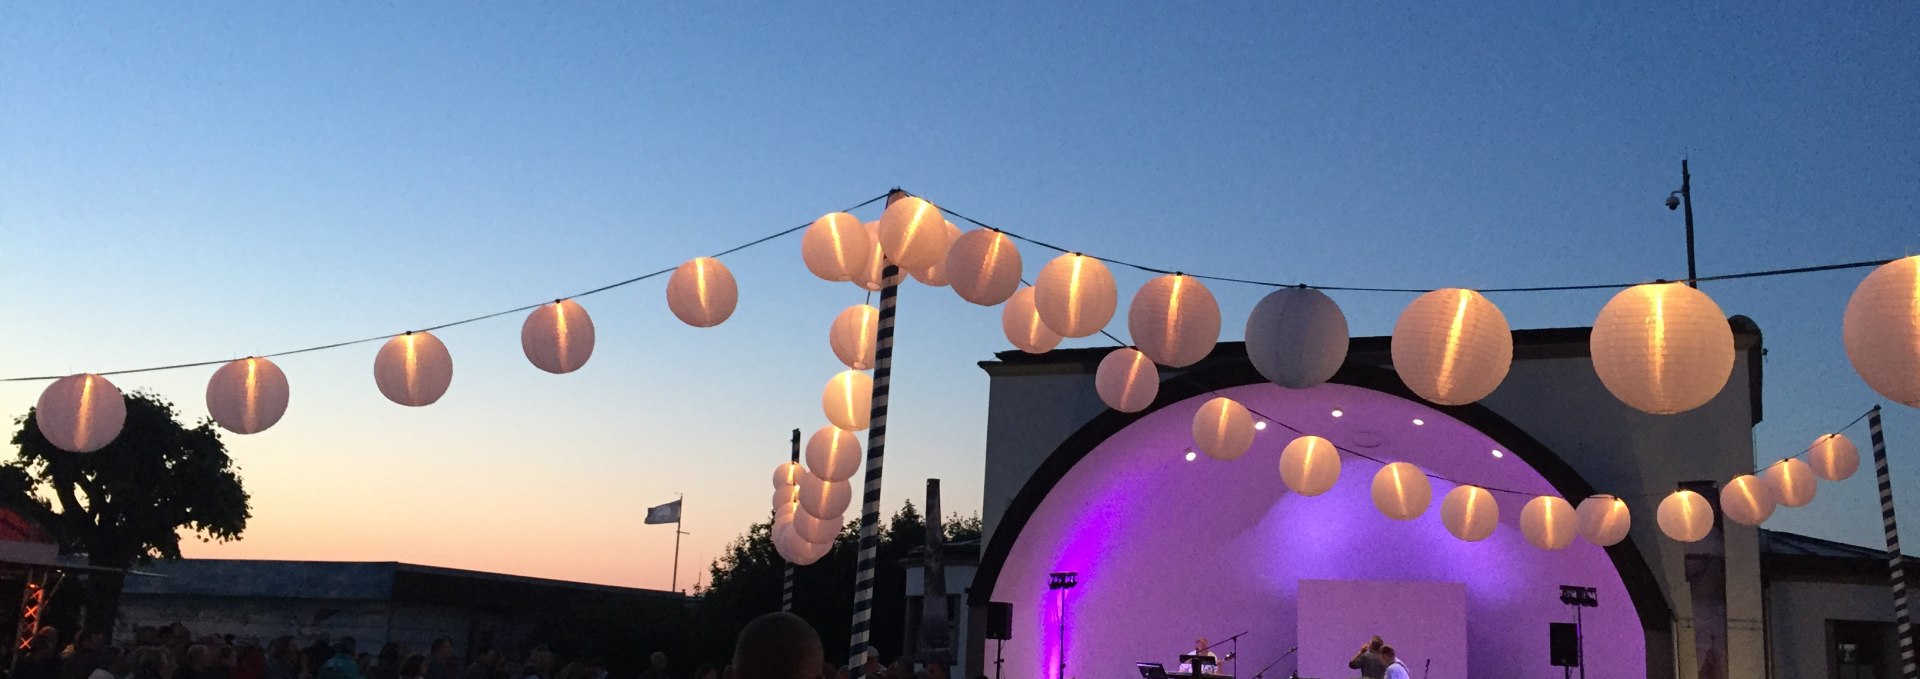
top-left (0, 191), bottom-right (893, 383)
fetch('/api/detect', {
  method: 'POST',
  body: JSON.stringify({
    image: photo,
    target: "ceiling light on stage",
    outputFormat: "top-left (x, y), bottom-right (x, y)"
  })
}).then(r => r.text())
top-left (1491, 449), bottom-right (1504, 458)
top-left (1412, 418), bottom-right (1425, 426)
top-left (1184, 450), bottom-right (1197, 462)
top-left (1254, 421), bottom-right (1267, 431)
top-left (1331, 409), bottom-right (1344, 418)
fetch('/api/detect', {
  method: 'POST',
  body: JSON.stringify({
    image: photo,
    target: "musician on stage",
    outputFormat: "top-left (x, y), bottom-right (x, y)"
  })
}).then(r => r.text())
top-left (1379, 646), bottom-right (1410, 679)
top-left (1176, 637), bottom-right (1219, 675)
top-left (1348, 636), bottom-right (1386, 679)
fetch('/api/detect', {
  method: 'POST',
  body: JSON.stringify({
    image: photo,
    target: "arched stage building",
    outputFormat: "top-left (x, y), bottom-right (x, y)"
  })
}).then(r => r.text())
top-left (961, 320), bottom-right (1910, 679)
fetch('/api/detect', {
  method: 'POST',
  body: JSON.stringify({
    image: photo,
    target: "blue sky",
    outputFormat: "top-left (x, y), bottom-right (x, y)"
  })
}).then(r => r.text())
top-left (2, 2), bottom-right (1915, 588)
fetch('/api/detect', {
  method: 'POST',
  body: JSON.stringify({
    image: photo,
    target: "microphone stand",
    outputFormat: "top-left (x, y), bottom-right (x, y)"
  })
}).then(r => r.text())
top-left (1251, 646), bottom-right (1297, 679)
top-left (1423, 658), bottom-right (1430, 679)
top-left (1208, 631), bottom-right (1248, 678)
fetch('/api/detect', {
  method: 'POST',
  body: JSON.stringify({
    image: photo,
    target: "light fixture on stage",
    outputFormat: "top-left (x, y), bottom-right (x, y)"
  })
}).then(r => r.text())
top-left (1184, 450), bottom-right (1197, 462)
top-left (1330, 408), bottom-right (1344, 418)
top-left (1555, 585), bottom-right (1598, 679)
top-left (1254, 420), bottom-right (1267, 431)
top-left (1412, 418), bottom-right (1425, 426)
top-left (1048, 572), bottom-right (1078, 679)
top-left (1492, 449), bottom-right (1505, 459)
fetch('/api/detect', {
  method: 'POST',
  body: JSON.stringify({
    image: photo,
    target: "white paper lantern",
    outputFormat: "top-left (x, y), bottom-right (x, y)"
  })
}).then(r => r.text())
top-left (1245, 287), bottom-right (1349, 389)
top-left (1720, 474), bottom-right (1776, 526)
top-left (1095, 348), bottom-right (1158, 413)
top-left (945, 229), bottom-right (1023, 306)
top-left (1034, 254), bottom-right (1117, 338)
top-left (772, 522), bottom-right (804, 563)
top-left (848, 220), bottom-right (898, 289)
top-left (1001, 286), bottom-right (1062, 354)
top-left (805, 426), bottom-right (863, 483)
top-left (783, 527), bottom-right (832, 566)
top-left (773, 461), bottom-right (804, 489)
top-left (1843, 256), bottom-right (1920, 406)
top-left (1575, 495), bottom-right (1632, 547)
top-left (206, 357), bottom-right (290, 435)
top-left (773, 486), bottom-right (800, 516)
top-left (1191, 397), bottom-right (1254, 461)
top-left (1591, 282), bottom-right (1734, 414)
top-left (830, 305), bottom-right (880, 370)
top-left (1765, 458), bottom-right (1817, 507)
top-left (876, 196), bottom-right (949, 273)
top-left (792, 509), bottom-right (843, 544)
top-left (1521, 496), bottom-right (1577, 550)
top-left (521, 299), bottom-right (595, 374)
top-left (1278, 435), bottom-right (1341, 496)
top-left (667, 257), bottom-right (738, 328)
top-left (908, 221), bottom-right (963, 286)
top-left (801, 212), bottom-right (873, 283)
top-left (374, 332), bottom-right (454, 407)
top-left (1440, 485), bottom-right (1498, 542)
top-left (1657, 490), bottom-right (1713, 543)
top-left (1390, 288), bottom-right (1512, 405)
top-left (1809, 434), bottom-right (1861, 482)
top-left (1128, 274), bottom-right (1221, 368)
top-left (796, 472), bottom-right (853, 519)
top-left (1372, 462), bottom-right (1433, 521)
top-left (821, 370), bottom-right (873, 432)
top-left (34, 374), bottom-right (127, 453)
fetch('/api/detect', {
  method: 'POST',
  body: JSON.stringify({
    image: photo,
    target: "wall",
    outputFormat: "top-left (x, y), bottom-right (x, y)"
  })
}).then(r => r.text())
top-left (1766, 579), bottom-right (1897, 679)
top-left (117, 595), bottom-right (393, 646)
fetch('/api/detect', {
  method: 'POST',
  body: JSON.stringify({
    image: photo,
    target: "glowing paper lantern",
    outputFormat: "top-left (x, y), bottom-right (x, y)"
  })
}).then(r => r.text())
top-left (801, 212), bottom-right (873, 283)
top-left (34, 374), bottom-right (127, 453)
top-left (1657, 490), bottom-right (1713, 543)
top-left (666, 257), bottom-right (738, 328)
top-left (1390, 288), bottom-right (1512, 405)
top-left (908, 221), bottom-right (963, 286)
top-left (1720, 474), bottom-right (1776, 526)
top-left (1191, 397), bottom-right (1254, 461)
top-left (796, 472), bottom-right (853, 519)
top-left (1095, 348), bottom-right (1158, 413)
top-left (1591, 282), bottom-right (1734, 414)
top-left (773, 461), bottom-right (804, 489)
top-left (783, 528), bottom-right (832, 566)
top-left (1372, 462), bottom-right (1433, 521)
top-left (876, 196), bottom-right (949, 273)
top-left (848, 222), bottom-right (893, 292)
top-left (1440, 485), bottom-right (1498, 542)
top-left (1843, 256), bottom-right (1920, 406)
top-left (374, 332), bottom-right (454, 407)
top-left (1001, 287), bottom-right (1062, 354)
top-left (805, 426), bottom-right (863, 483)
top-left (206, 357), bottom-right (290, 435)
top-left (945, 229), bottom-right (1023, 306)
top-left (1765, 458), bottom-right (1817, 507)
top-left (1575, 495), bottom-right (1632, 547)
top-left (1245, 287), bottom-right (1349, 389)
top-left (773, 486), bottom-right (800, 517)
top-left (1034, 254), bottom-right (1117, 338)
top-left (1278, 435), bottom-right (1341, 497)
top-left (792, 509), bottom-right (843, 544)
top-left (1808, 434), bottom-right (1860, 482)
top-left (521, 299), bottom-right (595, 374)
top-left (1128, 274), bottom-right (1221, 368)
top-left (829, 305), bottom-right (880, 370)
top-left (1521, 496), bottom-right (1577, 550)
top-left (772, 522), bottom-right (804, 563)
top-left (821, 370), bottom-right (873, 432)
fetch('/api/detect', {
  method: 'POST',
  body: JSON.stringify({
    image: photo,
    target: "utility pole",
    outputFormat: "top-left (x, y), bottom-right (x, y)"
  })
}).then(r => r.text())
top-left (848, 188), bottom-right (908, 676)
top-left (1668, 159), bottom-right (1699, 287)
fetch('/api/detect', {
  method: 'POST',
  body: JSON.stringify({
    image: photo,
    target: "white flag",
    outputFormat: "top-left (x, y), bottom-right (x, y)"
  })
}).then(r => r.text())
top-left (645, 499), bottom-right (682, 525)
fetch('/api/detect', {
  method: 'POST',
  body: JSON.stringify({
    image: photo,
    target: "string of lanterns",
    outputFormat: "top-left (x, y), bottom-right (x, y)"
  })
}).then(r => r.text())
top-left (14, 190), bottom-right (1917, 561)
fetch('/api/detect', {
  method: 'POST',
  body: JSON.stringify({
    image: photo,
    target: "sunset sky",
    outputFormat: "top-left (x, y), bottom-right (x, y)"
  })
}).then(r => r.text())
top-left (2, 3), bottom-right (1915, 590)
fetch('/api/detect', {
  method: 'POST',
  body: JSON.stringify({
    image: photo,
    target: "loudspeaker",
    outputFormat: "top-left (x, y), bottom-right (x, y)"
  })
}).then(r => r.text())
top-left (986, 602), bottom-right (1013, 640)
top-left (1549, 623), bottom-right (1579, 667)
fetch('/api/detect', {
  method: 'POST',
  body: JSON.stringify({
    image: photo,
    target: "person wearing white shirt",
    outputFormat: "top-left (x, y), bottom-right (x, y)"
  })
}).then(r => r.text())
top-left (1380, 646), bottom-right (1411, 679)
top-left (1176, 637), bottom-right (1219, 675)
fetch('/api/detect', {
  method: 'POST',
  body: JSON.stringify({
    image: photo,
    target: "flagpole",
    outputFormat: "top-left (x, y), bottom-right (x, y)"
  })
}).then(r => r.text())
top-left (1868, 407), bottom-right (1917, 679)
top-left (672, 492), bottom-right (684, 595)
top-left (847, 188), bottom-right (908, 676)
top-left (785, 428), bottom-right (800, 613)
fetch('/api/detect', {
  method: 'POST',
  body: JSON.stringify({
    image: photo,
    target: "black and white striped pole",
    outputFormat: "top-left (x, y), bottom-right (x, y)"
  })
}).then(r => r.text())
top-left (783, 428), bottom-right (800, 613)
top-left (848, 189), bottom-right (906, 675)
top-left (1869, 406), bottom-right (1917, 679)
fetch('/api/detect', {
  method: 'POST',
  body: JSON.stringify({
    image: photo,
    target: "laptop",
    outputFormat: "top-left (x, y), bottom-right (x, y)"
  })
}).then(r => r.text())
top-left (1136, 662), bottom-right (1170, 679)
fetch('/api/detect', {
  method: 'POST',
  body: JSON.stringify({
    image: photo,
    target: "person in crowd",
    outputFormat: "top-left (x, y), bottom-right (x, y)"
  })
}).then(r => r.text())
top-left (264, 638), bottom-right (300, 679)
top-left (130, 648), bottom-right (173, 679)
top-left (64, 629), bottom-right (110, 679)
top-left (1348, 636), bottom-right (1386, 679)
top-left (425, 640), bottom-right (458, 679)
top-left (400, 656), bottom-right (429, 679)
top-left (174, 646), bottom-right (213, 679)
top-left (208, 646), bottom-right (237, 679)
top-left (858, 651), bottom-right (880, 679)
top-left (884, 660), bottom-right (912, 679)
top-left (460, 650), bottom-right (496, 679)
top-left (369, 643), bottom-right (403, 679)
top-left (303, 637), bottom-right (335, 679)
top-left (636, 653), bottom-right (669, 679)
top-left (731, 612), bottom-right (823, 679)
top-left (88, 647), bottom-right (129, 679)
top-left (317, 638), bottom-right (363, 679)
top-left (17, 626), bottom-right (64, 679)
top-left (691, 665), bottom-right (716, 679)
top-left (235, 645), bottom-right (267, 679)
top-left (1379, 646), bottom-right (1410, 679)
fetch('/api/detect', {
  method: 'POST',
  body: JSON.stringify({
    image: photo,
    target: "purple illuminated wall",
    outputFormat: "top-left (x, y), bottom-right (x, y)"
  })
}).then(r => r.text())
top-left (990, 382), bottom-right (1644, 679)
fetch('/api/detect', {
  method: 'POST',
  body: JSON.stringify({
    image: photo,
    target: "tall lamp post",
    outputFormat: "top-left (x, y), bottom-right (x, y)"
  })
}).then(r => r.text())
top-left (1666, 159), bottom-right (1699, 288)
top-left (1048, 572), bottom-right (1078, 679)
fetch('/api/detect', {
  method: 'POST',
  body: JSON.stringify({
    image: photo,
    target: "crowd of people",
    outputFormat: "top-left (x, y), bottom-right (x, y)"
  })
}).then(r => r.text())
top-left (4, 618), bottom-right (970, 679)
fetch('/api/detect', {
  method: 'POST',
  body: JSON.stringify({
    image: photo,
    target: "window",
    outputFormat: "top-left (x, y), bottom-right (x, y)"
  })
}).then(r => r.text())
top-left (1828, 619), bottom-right (1895, 679)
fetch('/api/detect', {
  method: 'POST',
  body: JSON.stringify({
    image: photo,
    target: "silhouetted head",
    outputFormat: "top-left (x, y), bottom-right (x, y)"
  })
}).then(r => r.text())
top-left (731, 612), bottom-right (823, 679)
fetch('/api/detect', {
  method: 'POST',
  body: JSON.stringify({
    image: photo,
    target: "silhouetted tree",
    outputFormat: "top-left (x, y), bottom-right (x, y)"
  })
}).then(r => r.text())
top-left (4, 390), bottom-right (250, 633)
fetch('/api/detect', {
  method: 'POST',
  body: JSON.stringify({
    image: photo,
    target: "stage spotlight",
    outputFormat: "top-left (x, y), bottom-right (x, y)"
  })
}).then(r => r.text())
top-left (1185, 450), bottom-right (1197, 462)
top-left (1492, 449), bottom-right (1505, 458)
top-left (1331, 409), bottom-right (1344, 418)
top-left (1412, 418), bottom-right (1425, 426)
top-left (1048, 571), bottom-right (1079, 590)
top-left (1254, 421), bottom-right (1268, 431)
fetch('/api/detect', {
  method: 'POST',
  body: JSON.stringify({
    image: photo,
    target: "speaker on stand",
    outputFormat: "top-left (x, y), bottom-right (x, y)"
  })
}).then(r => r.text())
top-left (985, 602), bottom-right (1012, 679)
